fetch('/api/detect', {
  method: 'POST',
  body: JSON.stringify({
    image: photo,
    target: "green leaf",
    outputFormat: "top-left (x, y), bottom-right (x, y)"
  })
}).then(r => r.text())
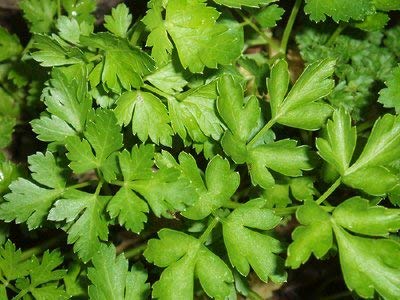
top-left (217, 75), bottom-right (261, 143)
top-left (114, 91), bottom-right (173, 146)
top-left (268, 58), bottom-right (335, 130)
top-left (66, 109), bottom-right (123, 174)
top-left (286, 201), bottom-right (333, 268)
top-left (81, 33), bottom-right (155, 93)
top-left (48, 190), bottom-right (110, 262)
top-left (378, 65), bottom-right (400, 114)
top-left (62, 0), bottom-right (96, 24)
top-left (0, 241), bottom-right (30, 281)
top-left (88, 244), bottom-right (149, 300)
top-left (316, 108), bottom-right (357, 175)
top-left (20, 0), bottom-right (57, 33)
top-left (22, 250), bottom-right (67, 299)
top-left (333, 196), bottom-right (400, 236)
top-left (31, 66), bottom-right (91, 143)
top-left (107, 187), bottom-right (149, 234)
top-left (144, 229), bottom-right (234, 300)
top-left (104, 3), bottom-right (132, 38)
top-left (31, 35), bottom-right (85, 66)
top-left (144, 0), bottom-right (244, 73)
top-left (0, 152), bottom-right (67, 229)
top-left (304, 0), bottom-right (374, 22)
top-left (142, 0), bottom-right (173, 66)
top-left (182, 155), bottom-right (240, 220)
top-left (0, 160), bottom-right (20, 195)
top-left (213, 0), bottom-right (274, 8)
top-left (343, 114), bottom-right (400, 195)
top-left (169, 81), bottom-right (225, 143)
top-left (332, 225), bottom-right (400, 300)
top-left (145, 63), bottom-right (188, 94)
top-left (222, 200), bottom-right (285, 282)
top-left (0, 116), bottom-right (16, 148)
top-left (355, 12), bottom-right (389, 32)
top-left (56, 16), bottom-right (93, 44)
top-left (254, 4), bottom-right (285, 28)
top-left (0, 27), bottom-right (22, 62)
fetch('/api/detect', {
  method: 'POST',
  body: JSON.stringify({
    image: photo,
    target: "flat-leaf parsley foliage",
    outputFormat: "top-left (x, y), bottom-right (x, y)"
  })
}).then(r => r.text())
top-left (0, 0), bottom-right (400, 299)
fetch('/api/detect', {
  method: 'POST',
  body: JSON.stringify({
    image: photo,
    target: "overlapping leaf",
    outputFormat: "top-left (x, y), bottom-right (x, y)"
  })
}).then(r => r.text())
top-left (378, 65), bottom-right (400, 114)
top-left (222, 200), bottom-right (286, 282)
top-left (88, 244), bottom-right (149, 299)
top-left (104, 3), bottom-right (132, 38)
top-left (143, 0), bottom-right (243, 72)
top-left (144, 229), bottom-right (234, 299)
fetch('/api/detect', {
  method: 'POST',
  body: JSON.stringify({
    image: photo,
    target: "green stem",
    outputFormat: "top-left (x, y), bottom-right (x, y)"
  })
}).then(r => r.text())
top-left (280, 0), bottom-right (302, 54)
top-left (0, 277), bottom-right (18, 293)
top-left (236, 10), bottom-right (281, 52)
top-left (356, 119), bottom-right (374, 133)
top-left (19, 235), bottom-right (64, 261)
top-left (247, 118), bottom-right (276, 148)
top-left (223, 201), bottom-right (241, 209)
top-left (14, 289), bottom-right (28, 300)
top-left (88, 54), bottom-right (102, 62)
top-left (199, 217), bottom-right (219, 244)
top-left (274, 205), bottom-right (301, 216)
top-left (142, 83), bottom-right (172, 100)
top-left (326, 23), bottom-right (347, 46)
top-left (248, 289), bottom-right (264, 300)
top-left (94, 180), bottom-right (104, 196)
top-left (315, 178), bottom-right (341, 205)
top-left (124, 244), bottom-right (147, 259)
top-left (67, 181), bottom-right (94, 190)
top-left (57, 0), bottom-right (61, 18)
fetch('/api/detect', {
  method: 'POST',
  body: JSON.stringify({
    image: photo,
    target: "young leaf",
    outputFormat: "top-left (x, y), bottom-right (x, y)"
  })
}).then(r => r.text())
top-left (254, 4), bottom-right (285, 28)
top-left (332, 225), bottom-right (400, 300)
top-left (66, 109), bottom-right (123, 174)
top-left (144, 229), bottom-right (234, 300)
top-left (56, 16), bottom-right (93, 44)
top-left (0, 152), bottom-right (66, 229)
top-left (378, 65), bottom-right (400, 114)
top-left (316, 108), bottom-right (357, 175)
top-left (343, 114), bottom-right (400, 195)
top-left (114, 91), bottom-right (173, 146)
top-left (286, 201), bottom-right (333, 268)
top-left (304, 0), bottom-right (374, 22)
top-left (169, 81), bottom-right (225, 143)
top-left (81, 33), bottom-right (155, 93)
top-left (143, 0), bottom-right (243, 72)
top-left (222, 200), bottom-right (286, 282)
top-left (0, 27), bottom-right (22, 62)
top-left (0, 241), bottom-right (30, 282)
top-left (104, 3), bottom-right (132, 38)
top-left (333, 197), bottom-right (400, 236)
top-left (48, 190), bottom-right (110, 262)
top-left (88, 244), bottom-right (149, 300)
top-left (19, 0), bottom-right (57, 33)
top-left (181, 155), bottom-right (240, 220)
top-left (268, 58), bottom-right (335, 130)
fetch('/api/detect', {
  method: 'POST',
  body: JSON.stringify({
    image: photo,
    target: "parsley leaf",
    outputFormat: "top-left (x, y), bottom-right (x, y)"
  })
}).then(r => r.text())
top-left (66, 109), bottom-right (123, 175)
top-left (88, 244), bottom-right (149, 299)
top-left (304, 0), bottom-right (374, 22)
top-left (378, 65), bottom-right (400, 114)
top-left (0, 27), bottom-right (22, 62)
top-left (104, 3), bottom-right (132, 38)
top-left (213, 0), bottom-right (274, 8)
top-left (144, 229), bottom-right (234, 299)
top-left (0, 152), bottom-right (66, 229)
top-left (81, 33), bottom-right (155, 93)
top-left (268, 58), bottom-right (335, 130)
top-left (222, 200), bottom-right (286, 282)
top-left (48, 190), bottom-right (110, 262)
top-left (20, 0), bottom-right (57, 33)
top-left (114, 91), bottom-right (173, 146)
top-left (143, 0), bottom-right (243, 72)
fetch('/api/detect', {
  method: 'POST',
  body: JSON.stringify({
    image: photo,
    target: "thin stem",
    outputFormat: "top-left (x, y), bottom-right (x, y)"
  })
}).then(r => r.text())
top-left (142, 83), bottom-right (172, 100)
top-left (14, 290), bottom-right (28, 300)
top-left (274, 205), bottom-right (301, 216)
top-left (315, 178), bottom-right (341, 205)
top-left (248, 289), bottom-right (264, 300)
top-left (199, 217), bottom-right (219, 244)
top-left (280, 0), bottom-right (302, 54)
top-left (223, 201), bottom-right (241, 209)
top-left (20, 235), bottom-right (64, 261)
top-left (67, 181), bottom-right (94, 190)
top-left (326, 23), bottom-right (347, 46)
top-left (247, 118), bottom-right (276, 148)
top-left (236, 10), bottom-right (281, 52)
top-left (124, 244), bottom-right (147, 259)
top-left (57, 0), bottom-right (61, 18)
top-left (94, 180), bottom-right (104, 196)
top-left (0, 278), bottom-right (18, 293)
